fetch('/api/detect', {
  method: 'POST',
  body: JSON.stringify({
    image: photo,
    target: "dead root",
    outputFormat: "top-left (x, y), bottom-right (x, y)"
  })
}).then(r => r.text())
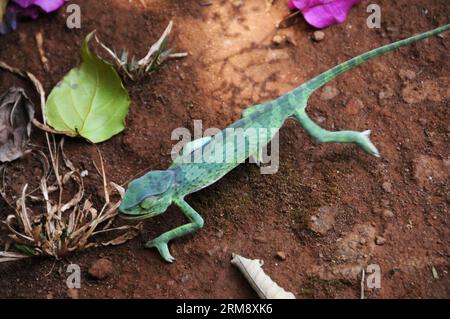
top-left (0, 61), bottom-right (142, 262)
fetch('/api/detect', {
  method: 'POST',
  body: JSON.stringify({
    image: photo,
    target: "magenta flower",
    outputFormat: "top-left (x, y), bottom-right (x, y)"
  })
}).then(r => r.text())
top-left (288, 0), bottom-right (362, 29)
top-left (12, 0), bottom-right (66, 13)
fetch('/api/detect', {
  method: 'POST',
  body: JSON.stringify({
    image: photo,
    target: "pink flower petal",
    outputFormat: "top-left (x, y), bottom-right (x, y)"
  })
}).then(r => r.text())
top-left (12, 0), bottom-right (66, 13)
top-left (288, 0), bottom-right (362, 29)
top-left (33, 0), bottom-right (66, 13)
top-left (289, 0), bottom-right (331, 11)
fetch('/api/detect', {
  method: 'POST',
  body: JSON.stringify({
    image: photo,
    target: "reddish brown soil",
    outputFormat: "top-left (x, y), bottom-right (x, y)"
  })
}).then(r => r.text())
top-left (0, 0), bottom-right (449, 298)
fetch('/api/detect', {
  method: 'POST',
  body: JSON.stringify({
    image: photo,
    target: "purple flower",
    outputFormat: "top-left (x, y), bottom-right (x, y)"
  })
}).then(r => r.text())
top-left (12, 0), bottom-right (66, 13)
top-left (288, 0), bottom-right (362, 29)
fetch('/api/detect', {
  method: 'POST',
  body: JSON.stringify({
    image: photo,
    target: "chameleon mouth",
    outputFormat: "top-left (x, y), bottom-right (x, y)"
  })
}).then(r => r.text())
top-left (118, 203), bottom-right (163, 220)
top-left (119, 210), bottom-right (161, 221)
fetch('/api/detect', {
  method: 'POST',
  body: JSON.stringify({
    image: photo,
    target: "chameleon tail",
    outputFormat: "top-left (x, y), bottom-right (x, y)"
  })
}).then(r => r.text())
top-left (298, 24), bottom-right (450, 96)
top-left (290, 24), bottom-right (449, 157)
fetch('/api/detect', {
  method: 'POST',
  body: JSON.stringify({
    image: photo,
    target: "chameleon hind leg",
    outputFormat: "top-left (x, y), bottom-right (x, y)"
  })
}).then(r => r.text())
top-left (294, 108), bottom-right (379, 157)
top-left (145, 198), bottom-right (204, 263)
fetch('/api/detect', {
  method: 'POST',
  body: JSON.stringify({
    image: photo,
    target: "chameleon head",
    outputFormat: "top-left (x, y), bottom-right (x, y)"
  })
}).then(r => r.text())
top-left (119, 170), bottom-right (175, 219)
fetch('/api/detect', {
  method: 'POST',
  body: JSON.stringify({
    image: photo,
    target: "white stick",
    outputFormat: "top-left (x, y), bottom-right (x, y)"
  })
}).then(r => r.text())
top-left (231, 253), bottom-right (296, 299)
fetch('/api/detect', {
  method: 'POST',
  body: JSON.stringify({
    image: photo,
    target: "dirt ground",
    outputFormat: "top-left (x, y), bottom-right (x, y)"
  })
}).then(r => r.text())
top-left (0, 0), bottom-right (449, 299)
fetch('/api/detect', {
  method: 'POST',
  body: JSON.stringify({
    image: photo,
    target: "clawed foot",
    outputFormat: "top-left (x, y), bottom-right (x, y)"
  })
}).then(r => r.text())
top-left (145, 238), bottom-right (176, 263)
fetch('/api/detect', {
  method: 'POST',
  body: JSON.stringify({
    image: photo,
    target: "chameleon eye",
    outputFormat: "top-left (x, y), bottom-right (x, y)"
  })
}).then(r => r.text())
top-left (140, 196), bottom-right (156, 209)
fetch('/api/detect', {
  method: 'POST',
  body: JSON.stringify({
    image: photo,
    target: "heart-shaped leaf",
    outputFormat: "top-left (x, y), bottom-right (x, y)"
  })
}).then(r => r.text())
top-left (46, 31), bottom-right (130, 143)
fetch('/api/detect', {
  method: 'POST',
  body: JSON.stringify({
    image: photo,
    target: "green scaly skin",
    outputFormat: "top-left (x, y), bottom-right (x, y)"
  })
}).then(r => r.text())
top-left (119, 25), bottom-right (450, 262)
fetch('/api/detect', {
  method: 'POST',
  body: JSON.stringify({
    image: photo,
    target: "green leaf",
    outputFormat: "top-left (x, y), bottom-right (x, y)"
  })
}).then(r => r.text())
top-left (14, 244), bottom-right (38, 256)
top-left (46, 31), bottom-right (130, 143)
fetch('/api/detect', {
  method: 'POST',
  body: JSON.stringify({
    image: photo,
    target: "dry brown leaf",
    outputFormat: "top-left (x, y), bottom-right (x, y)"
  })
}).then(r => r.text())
top-left (0, 87), bottom-right (35, 162)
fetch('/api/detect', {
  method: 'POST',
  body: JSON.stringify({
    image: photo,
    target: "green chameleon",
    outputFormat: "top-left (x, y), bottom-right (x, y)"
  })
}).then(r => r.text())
top-left (119, 25), bottom-right (450, 262)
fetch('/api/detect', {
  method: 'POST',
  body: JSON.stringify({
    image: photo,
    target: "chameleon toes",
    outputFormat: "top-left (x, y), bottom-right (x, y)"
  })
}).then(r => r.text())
top-left (146, 239), bottom-right (176, 263)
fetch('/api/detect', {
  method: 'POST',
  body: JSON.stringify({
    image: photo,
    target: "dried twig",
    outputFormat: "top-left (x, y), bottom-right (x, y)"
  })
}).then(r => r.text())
top-left (35, 31), bottom-right (50, 72)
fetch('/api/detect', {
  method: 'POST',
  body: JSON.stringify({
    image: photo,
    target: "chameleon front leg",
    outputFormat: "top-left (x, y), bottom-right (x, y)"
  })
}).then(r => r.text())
top-left (145, 198), bottom-right (204, 263)
top-left (294, 108), bottom-right (380, 157)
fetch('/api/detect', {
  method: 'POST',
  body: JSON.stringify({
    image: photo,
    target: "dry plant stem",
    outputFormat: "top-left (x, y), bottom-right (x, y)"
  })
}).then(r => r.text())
top-left (35, 31), bottom-right (50, 72)
top-left (0, 251), bottom-right (29, 262)
top-left (138, 21), bottom-right (173, 67)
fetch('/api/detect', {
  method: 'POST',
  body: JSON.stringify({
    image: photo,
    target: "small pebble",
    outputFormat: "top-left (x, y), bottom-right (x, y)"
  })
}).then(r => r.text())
top-left (313, 31), bottom-right (325, 42)
top-left (231, 0), bottom-right (243, 7)
top-left (272, 34), bottom-right (284, 45)
top-left (216, 229), bottom-right (224, 239)
top-left (254, 236), bottom-right (268, 243)
top-left (88, 258), bottom-right (113, 280)
top-left (382, 209), bottom-right (394, 218)
top-left (382, 182), bottom-right (392, 193)
top-left (67, 288), bottom-right (79, 299)
top-left (378, 86), bottom-right (394, 100)
top-left (320, 86), bottom-right (339, 100)
top-left (398, 69), bottom-right (416, 81)
top-left (276, 251), bottom-right (287, 261)
top-left (375, 236), bottom-right (386, 245)
top-left (180, 274), bottom-right (190, 283)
